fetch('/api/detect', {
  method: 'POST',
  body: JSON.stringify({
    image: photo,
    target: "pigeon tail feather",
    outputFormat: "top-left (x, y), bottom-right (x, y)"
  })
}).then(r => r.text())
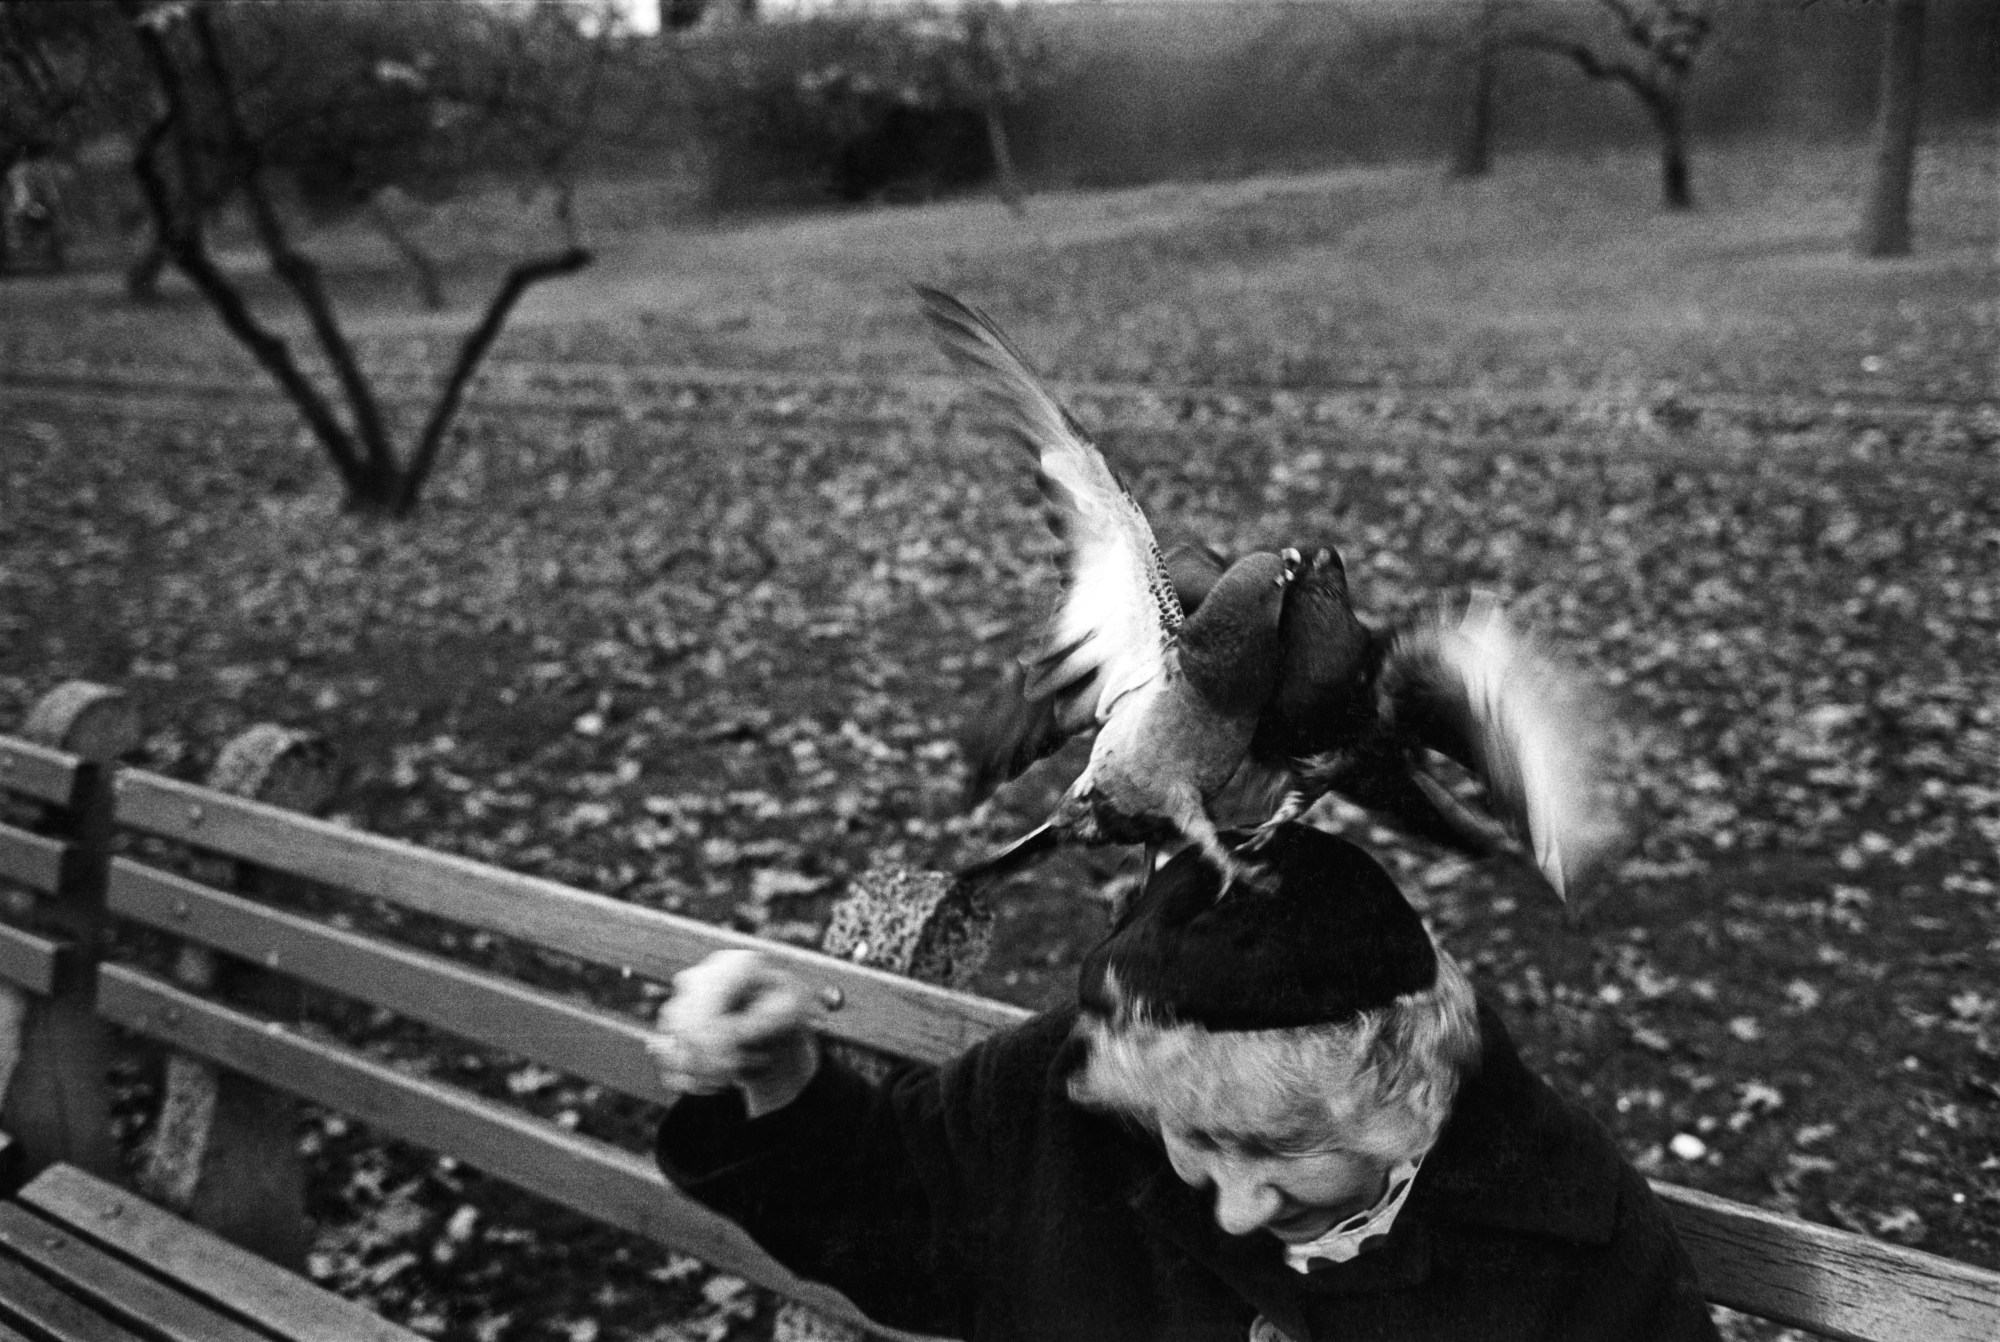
top-left (1388, 592), bottom-right (1624, 899)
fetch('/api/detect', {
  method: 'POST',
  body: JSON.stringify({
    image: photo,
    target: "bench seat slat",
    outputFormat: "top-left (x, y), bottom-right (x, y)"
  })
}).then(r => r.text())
top-left (0, 824), bottom-right (67, 894)
top-left (1654, 1181), bottom-right (2000, 1342)
top-left (21, 1164), bottom-right (422, 1342)
top-left (0, 1247), bottom-right (145, 1342)
top-left (0, 739), bottom-right (84, 809)
top-left (109, 859), bottom-right (672, 1103)
top-left (113, 770), bottom-right (1029, 1065)
top-left (0, 1201), bottom-right (268, 1342)
top-left (0, 923), bottom-right (65, 996)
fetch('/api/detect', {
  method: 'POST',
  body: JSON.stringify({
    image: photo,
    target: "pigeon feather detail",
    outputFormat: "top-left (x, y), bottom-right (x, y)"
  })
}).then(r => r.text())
top-left (919, 286), bottom-right (1182, 729)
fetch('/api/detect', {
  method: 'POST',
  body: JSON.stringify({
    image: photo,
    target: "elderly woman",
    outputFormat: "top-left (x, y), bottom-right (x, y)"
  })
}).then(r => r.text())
top-left (652, 825), bottom-right (1719, 1341)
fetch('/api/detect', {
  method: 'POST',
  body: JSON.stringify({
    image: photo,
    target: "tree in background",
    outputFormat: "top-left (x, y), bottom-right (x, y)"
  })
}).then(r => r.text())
top-left (1513, 0), bottom-right (1713, 209)
top-left (0, 0), bottom-right (138, 271)
top-left (1449, 0), bottom-right (1510, 179)
top-left (121, 2), bottom-right (623, 309)
top-left (1856, 0), bottom-right (1926, 256)
top-left (693, 5), bottom-right (1053, 213)
top-left (117, 0), bottom-right (603, 517)
top-left (953, 1), bottom-right (1036, 216)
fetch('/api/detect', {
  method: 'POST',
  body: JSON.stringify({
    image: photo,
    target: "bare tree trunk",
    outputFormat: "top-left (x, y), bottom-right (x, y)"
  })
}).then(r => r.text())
top-left (395, 244), bottom-right (591, 516)
top-left (1450, 45), bottom-right (1498, 178)
top-left (364, 196), bottom-right (445, 310)
top-left (126, 239), bottom-right (167, 300)
top-left (120, 0), bottom-right (594, 518)
top-left (982, 102), bottom-right (1026, 217)
top-left (1858, 0), bottom-right (1925, 258)
top-left (1654, 97), bottom-right (1692, 210)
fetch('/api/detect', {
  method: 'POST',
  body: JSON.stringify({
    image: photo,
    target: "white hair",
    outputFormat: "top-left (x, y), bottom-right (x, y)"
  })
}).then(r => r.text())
top-left (1068, 943), bottom-right (1481, 1164)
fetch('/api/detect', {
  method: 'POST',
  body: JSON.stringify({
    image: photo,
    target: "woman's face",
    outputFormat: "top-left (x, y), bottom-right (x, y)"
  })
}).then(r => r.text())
top-left (1158, 1108), bottom-right (1392, 1242)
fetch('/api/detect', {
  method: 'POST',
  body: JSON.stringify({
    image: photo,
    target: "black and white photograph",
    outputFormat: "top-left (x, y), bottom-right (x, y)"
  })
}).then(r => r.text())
top-left (0, 0), bottom-right (1995, 1338)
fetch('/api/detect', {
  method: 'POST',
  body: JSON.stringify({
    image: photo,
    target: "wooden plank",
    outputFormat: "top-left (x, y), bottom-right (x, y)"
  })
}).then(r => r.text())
top-left (0, 1201), bottom-right (269, 1342)
top-left (1654, 1180), bottom-right (2000, 1342)
top-left (112, 771), bottom-right (1031, 1065)
top-left (109, 860), bottom-right (673, 1104)
top-left (0, 1247), bottom-right (145, 1342)
top-left (98, 965), bottom-right (824, 1289)
top-left (94, 967), bottom-right (943, 1341)
top-left (23, 1164), bottom-right (421, 1342)
top-left (0, 824), bottom-right (67, 894)
top-left (0, 923), bottom-right (64, 996)
top-left (0, 737), bottom-right (84, 809)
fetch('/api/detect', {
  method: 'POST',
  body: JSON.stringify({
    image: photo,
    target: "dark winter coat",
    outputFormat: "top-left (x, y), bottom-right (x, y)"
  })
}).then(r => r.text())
top-left (655, 1002), bottom-right (1720, 1342)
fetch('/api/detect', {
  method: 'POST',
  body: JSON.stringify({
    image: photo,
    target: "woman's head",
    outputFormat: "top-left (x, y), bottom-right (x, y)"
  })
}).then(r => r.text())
top-left (1067, 825), bottom-right (1482, 1241)
top-left (1068, 947), bottom-right (1480, 1167)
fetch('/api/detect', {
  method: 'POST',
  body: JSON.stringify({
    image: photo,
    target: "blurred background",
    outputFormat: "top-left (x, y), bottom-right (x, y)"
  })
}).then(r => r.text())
top-left (2, 1), bottom-right (1997, 1339)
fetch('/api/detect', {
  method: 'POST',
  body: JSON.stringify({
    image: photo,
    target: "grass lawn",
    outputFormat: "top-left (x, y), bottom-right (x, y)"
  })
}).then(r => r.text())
top-left (2, 132), bottom-right (1997, 1339)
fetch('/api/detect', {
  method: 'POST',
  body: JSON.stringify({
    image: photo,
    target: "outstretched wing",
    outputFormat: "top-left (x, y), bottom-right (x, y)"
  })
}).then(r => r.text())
top-left (959, 541), bottom-right (1231, 804)
top-left (921, 287), bottom-right (1181, 742)
top-left (1379, 592), bottom-right (1624, 900)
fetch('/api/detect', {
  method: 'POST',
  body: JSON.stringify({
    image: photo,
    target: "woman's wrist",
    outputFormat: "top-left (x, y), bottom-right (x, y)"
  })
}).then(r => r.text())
top-left (739, 1033), bottom-right (822, 1118)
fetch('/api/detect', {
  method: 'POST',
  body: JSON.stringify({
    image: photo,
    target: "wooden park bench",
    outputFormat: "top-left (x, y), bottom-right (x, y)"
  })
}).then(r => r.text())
top-left (0, 680), bottom-right (1994, 1342)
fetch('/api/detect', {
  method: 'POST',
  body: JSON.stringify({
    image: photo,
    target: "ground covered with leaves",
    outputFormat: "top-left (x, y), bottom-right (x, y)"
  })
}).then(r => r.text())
top-left (2, 136), bottom-right (1997, 1339)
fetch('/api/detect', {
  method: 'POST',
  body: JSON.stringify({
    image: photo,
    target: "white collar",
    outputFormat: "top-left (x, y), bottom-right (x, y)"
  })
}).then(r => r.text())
top-left (1280, 1154), bottom-right (1424, 1273)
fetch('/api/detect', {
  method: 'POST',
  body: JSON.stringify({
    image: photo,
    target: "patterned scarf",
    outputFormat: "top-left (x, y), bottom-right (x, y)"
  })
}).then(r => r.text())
top-left (1280, 1154), bottom-right (1425, 1273)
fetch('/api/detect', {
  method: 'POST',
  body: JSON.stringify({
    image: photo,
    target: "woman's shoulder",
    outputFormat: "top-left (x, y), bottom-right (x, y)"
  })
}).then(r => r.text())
top-left (950, 1003), bottom-right (1089, 1104)
top-left (1412, 999), bottom-right (1637, 1245)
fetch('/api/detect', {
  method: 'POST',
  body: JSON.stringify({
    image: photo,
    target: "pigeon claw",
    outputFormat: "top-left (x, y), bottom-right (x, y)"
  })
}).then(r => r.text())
top-left (1214, 850), bottom-right (1281, 899)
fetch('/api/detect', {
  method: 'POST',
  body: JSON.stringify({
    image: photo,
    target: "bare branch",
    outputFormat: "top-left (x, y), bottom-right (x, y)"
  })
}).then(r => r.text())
top-left (187, 3), bottom-right (397, 476)
top-left (128, 99), bottom-right (372, 495)
top-left (1504, 31), bottom-right (1660, 107)
top-left (396, 245), bottom-right (592, 514)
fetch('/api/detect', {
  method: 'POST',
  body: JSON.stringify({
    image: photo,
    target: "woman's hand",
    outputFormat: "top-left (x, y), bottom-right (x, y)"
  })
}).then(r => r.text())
top-left (651, 949), bottom-right (829, 1117)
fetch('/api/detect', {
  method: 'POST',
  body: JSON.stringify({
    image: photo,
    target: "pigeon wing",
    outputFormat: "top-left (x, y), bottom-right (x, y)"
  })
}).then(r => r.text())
top-left (1378, 592), bottom-right (1624, 900)
top-left (959, 540), bottom-right (1230, 804)
top-left (921, 287), bottom-right (1181, 736)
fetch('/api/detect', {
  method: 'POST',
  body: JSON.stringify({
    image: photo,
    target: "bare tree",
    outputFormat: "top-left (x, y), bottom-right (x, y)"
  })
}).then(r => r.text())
top-left (954, 2), bottom-right (1041, 216)
top-left (1513, 0), bottom-right (1713, 209)
top-left (120, 0), bottom-right (599, 517)
top-left (1449, 0), bottom-right (1507, 179)
top-left (0, 0), bottom-right (139, 272)
top-left (1857, 0), bottom-right (1925, 257)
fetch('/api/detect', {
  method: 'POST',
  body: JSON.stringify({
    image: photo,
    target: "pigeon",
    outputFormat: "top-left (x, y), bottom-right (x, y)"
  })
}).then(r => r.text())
top-left (1239, 545), bottom-right (1621, 901)
top-left (964, 499), bottom-right (1619, 903)
top-left (920, 287), bottom-right (1297, 890)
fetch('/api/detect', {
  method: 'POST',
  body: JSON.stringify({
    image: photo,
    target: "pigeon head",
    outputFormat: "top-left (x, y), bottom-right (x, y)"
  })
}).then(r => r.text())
top-left (1174, 551), bottom-right (1294, 713)
top-left (1282, 547), bottom-right (1371, 676)
top-left (1302, 546), bottom-right (1348, 593)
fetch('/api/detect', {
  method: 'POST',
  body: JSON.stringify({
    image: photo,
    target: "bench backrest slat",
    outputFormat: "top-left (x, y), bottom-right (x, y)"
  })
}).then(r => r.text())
top-left (0, 740), bottom-right (84, 810)
top-left (0, 925), bottom-right (65, 997)
top-left (20, 1165), bottom-right (422, 1342)
top-left (1655, 1182), bottom-right (2000, 1342)
top-left (113, 770), bottom-right (1029, 1064)
top-left (108, 859), bottom-right (671, 1104)
top-left (0, 824), bottom-right (67, 895)
top-left (99, 963), bottom-right (786, 1283)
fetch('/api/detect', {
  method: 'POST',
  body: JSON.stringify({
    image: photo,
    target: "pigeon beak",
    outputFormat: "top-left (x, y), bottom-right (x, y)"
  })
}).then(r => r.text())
top-left (1278, 548), bottom-right (1304, 587)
